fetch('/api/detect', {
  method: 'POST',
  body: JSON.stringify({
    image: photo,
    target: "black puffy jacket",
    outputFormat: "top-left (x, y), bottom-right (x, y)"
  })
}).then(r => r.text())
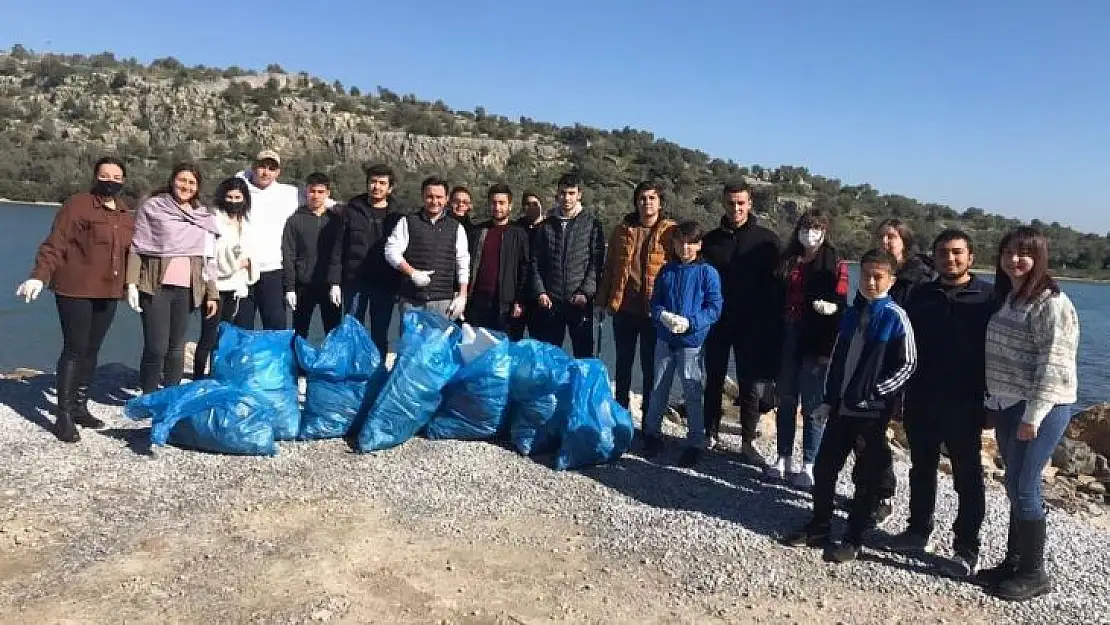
top-left (328, 194), bottom-right (405, 290)
top-left (529, 208), bottom-right (606, 302)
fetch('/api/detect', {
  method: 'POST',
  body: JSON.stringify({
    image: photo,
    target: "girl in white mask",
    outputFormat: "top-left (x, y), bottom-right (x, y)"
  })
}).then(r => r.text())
top-left (765, 210), bottom-right (848, 488)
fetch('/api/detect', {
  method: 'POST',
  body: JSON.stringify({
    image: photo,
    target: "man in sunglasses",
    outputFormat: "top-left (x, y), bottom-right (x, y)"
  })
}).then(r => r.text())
top-left (238, 149), bottom-right (300, 330)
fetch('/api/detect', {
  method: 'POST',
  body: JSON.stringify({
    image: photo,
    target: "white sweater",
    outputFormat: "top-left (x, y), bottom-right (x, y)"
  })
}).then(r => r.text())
top-left (237, 172), bottom-right (300, 273)
top-left (213, 211), bottom-right (261, 294)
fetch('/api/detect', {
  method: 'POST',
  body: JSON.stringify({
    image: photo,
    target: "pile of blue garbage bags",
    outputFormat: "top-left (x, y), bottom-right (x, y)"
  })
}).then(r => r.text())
top-left (124, 310), bottom-right (634, 470)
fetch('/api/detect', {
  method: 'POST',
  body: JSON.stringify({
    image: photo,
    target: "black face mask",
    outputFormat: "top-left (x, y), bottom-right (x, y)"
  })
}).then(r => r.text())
top-left (91, 180), bottom-right (124, 197)
top-left (220, 200), bottom-right (248, 216)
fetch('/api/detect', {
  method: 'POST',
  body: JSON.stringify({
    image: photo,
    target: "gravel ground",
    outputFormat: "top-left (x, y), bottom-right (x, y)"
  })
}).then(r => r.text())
top-left (1, 367), bottom-right (1108, 625)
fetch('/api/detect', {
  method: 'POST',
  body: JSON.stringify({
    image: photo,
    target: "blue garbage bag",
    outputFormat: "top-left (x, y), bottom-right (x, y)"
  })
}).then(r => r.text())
top-left (507, 339), bottom-right (572, 402)
top-left (356, 309), bottom-right (461, 452)
top-left (295, 315), bottom-right (385, 440)
top-left (507, 391), bottom-right (567, 456)
top-left (506, 339), bottom-right (573, 455)
top-left (554, 359), bottom-right (635, 470)
top-left (426, 337), bottom-right (512, 440)
top-left (210, 323), bottom-right (299, 440)
top-left (125, 379), bottom-right (277, 456)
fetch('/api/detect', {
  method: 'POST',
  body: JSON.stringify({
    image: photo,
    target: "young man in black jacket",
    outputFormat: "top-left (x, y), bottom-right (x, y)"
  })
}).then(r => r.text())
top-left (510, 191), bottom-right (545, 339)
top-left (897, 229), bottom-right (996, 578)
top-left (328, 164), bottom-right (404, 355)
top-left (530, 172), bottom-right (606, 357)
top-left (700, 180), bottom-right (782, 464)
top-left (466, 183), bottom-right (530, 335)
top-left (282, 172), bottom-right (343, 339)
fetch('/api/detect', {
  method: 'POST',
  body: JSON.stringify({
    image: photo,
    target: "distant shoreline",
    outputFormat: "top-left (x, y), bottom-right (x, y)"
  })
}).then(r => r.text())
top-left (844, 259), bottom-right (1110, 284)
top-left (0, 198), bottom-right (62, 207)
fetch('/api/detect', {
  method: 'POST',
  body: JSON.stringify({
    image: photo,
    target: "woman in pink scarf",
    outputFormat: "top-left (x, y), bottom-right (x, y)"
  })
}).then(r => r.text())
top-left (126, 162), bottom-right (220, 393)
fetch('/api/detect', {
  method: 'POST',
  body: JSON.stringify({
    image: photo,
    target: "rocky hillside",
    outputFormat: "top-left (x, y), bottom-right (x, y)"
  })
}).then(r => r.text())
top-left (1, 45), bottom-right (1108, 271)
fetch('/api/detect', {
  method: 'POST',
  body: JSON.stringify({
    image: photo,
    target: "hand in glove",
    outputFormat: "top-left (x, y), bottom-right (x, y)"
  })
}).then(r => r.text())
top-left (410, 269), bottom-right (435, 288)
top-left (126, 284), bottom-right (143, 313)
top-left (811, 403), bottom-right (831, 421)
top-left (672, 315), bottom-right (690, 334)
top-left (446, 293), bottom-right (467, 321)
top-left (15, 279), bottom-right (43, 303)
top-left (329, 285), bottom-right (342, 308)
top-left (658, 311), bottom-right (682, 334)
top-left (233, 284), bottom-right (249, 300)
top-left (285, 291), bottom-right (297, 310)
top-left (812, 300), bottom-right (838, 316)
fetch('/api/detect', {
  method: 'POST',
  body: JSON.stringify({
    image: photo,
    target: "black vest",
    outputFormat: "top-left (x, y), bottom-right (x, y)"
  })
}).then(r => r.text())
top-left (400, 212), bottom-right (459, 302)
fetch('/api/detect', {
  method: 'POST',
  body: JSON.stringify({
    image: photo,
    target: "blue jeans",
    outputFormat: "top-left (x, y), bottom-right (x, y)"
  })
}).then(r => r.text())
top-left (775, 321), bottom-right (829, 463)
top-left (643, 340), bottom-right (706, 449)
top-left (343, 286), bottom-right (396, 356)
top-left (995, 401), bottom-right (1073, 521)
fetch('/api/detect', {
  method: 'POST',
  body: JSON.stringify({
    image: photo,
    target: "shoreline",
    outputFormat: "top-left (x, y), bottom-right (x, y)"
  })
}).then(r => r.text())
top-left (843, 259), bottom-right (1110, 284)
top-left (0, 198), bottom-right (62, 207)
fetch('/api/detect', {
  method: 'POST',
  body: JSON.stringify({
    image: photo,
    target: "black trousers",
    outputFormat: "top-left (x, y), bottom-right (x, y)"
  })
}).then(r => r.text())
top-left (251, 269), bottom-right (287, 330)
top-left (810, 413), bottom-right (892, 544)
top-left (194, 291), bottom-right (256, 379)
top-left (465, 292), bottom-right (511, 334)
top-left (55, 294), bottom-right (117, 388)
top-left (139, 286), bottom-right (193, 393)
top-left (703, 323), bottom-right (760, 442)
top-left (611, 311), bottom-right (656, 410)
top-left (292, 282), bottom-right (342, 339)
top-left (904, 400), bottom-right (986, 554)
top-left (529, 299), bottom-right (594, 358)
top-left (506, 302), bottom-right (530, 341)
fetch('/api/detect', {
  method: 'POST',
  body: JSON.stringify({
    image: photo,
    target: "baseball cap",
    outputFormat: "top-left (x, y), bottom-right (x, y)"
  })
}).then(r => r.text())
top-left (255, 149), bottom-right (281, 166)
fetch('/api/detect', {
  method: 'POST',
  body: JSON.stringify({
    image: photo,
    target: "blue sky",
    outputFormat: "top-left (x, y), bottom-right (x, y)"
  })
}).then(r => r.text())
top-left (5, 0), bottom-right (1109, 233)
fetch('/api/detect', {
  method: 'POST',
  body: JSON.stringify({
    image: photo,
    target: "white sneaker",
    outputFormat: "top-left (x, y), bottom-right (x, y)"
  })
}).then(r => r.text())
top-left (792, 462), bottom-right (815, 489)
top-left (763, 455), bottom-right (791, 480)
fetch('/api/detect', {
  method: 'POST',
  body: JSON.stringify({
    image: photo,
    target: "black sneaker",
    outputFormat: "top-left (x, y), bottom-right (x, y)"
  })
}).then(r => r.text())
top-left (892, 529), bottom-right (932, 553)
top-left (950, 549), bottom-right (980, 578)
top-left (780, 526), bottom-right (830, 548)
top-left (677, 448), bottom-right (702, 468)
top-left (824, 541), bottom-right (861, 563)
top-left (872, 499), bottom-right (894, 526)
top-left (640, 435), bottom-right (664, 459)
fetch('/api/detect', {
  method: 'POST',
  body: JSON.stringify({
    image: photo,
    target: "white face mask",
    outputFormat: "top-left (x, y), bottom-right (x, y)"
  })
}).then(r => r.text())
top-left (798, 228), bottom-right (824, 249)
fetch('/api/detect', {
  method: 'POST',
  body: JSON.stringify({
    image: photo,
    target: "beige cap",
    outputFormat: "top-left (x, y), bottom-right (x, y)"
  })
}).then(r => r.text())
top-left (255, 149), bottom-right (281, 166)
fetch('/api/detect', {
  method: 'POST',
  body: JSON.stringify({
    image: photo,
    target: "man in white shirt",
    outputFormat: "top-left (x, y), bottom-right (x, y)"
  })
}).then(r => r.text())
top-left (237, 149), bottom-right (300, 329)
top-left (383, 176), bottom-right (469, 320)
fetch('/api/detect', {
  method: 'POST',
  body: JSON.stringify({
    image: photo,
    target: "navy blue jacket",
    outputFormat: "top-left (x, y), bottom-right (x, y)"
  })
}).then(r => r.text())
top-left (904, 275), bottom-right (997, 406)
top-left (823, 293), bottom-right (917, 416)
top-left (650, 260), bottom-right (723, 348)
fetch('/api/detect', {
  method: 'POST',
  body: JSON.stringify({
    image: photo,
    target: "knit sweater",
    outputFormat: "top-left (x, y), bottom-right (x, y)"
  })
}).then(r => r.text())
top-left (985, 290), bottom-right (1079, 427)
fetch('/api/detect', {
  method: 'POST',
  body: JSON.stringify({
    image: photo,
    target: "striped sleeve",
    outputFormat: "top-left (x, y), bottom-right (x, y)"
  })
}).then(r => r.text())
top-left (875, 303), bottom-right (917, 396)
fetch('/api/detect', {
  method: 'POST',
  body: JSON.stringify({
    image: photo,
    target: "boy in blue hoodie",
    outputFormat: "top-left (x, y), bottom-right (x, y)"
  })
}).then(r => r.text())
top-left (641, 221), bottom-right (724, 467)
top-left (781, 248), bottom-right (917, 562)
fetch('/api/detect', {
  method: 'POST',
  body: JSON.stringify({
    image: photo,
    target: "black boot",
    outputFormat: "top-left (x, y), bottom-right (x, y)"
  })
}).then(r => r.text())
top-left (992, 519), bottom-right (1051, 601)
top-left (973, 512), bottom-right (1020, 587)
top-left (72, 383), bottom-right (105, 429)
top-left (53, 360), bottom-right (81, 443)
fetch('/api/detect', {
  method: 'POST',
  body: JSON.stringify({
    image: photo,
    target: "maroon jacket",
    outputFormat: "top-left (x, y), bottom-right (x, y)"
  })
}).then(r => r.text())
top-left (30, 192), bottom-right (134, 299)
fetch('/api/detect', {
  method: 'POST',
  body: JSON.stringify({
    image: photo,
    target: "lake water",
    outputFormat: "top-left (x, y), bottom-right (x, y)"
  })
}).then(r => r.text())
top-left (2, 202), bottom-right (1107, 407)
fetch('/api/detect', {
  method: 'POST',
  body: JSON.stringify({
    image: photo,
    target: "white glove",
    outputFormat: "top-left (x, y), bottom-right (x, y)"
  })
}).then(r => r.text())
top-left (329, 285), bottom-right (342, 308)
top-left (811, 403), bottom-right (831, 421)
top-left (410, 269), bottom-right (435, 288)
top-left (15, 279), bottom-right (43, 303)
top-left (446, 294), bottom-right (467, 321)
top-left (233, 284), bottom-right (249, 300)
top-left (658, 311), bottom-right (681, 334)
top-left (672, 315), bottom-right (690, 334)
top-left (126, 284), bottom-right (142, 313)
top-left (813, 300), bottom-right (838, 316)
top-left (285, 291), bottom-right (297, 310)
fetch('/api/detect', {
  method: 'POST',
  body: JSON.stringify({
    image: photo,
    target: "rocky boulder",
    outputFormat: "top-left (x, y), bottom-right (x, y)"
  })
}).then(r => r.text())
top-left (1053, 437), bottom-right (1099, 477)
top-left (1067, 403), bottom-right (1110, 458)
